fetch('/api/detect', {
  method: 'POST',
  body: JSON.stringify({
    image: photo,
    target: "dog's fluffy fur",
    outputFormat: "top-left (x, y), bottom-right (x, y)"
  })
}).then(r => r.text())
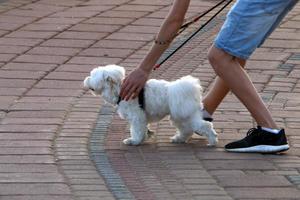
top-left (84, 65), bottom-right (218, 146)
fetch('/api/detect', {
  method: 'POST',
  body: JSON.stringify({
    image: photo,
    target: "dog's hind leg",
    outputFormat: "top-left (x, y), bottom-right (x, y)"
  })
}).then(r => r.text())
top-left (170, 120), bottom-right (193, 143)
top-left (193, 119), bottom-right (218, 146)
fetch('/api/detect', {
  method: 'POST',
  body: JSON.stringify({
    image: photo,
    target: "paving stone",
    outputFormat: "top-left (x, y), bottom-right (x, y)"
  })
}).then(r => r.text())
top-left (0, 196), bottom-right (74, 200)
top-left (202, 160), bottom-right (276, 170)
top-left (2, 63), bottom-right (57, 71)
top-left (0, 183), bottom-right (71, 195)
top-left (216, 173), bottom-right (291, 187)
top-left (227, 187), bottom-right (300, 199)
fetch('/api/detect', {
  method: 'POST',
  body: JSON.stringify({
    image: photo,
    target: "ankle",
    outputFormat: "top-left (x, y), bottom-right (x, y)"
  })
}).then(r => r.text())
top-left (203, 108), bottom-right (213, 118)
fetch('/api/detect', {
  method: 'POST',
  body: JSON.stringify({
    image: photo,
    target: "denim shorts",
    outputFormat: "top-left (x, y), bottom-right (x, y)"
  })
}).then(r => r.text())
top-left (214, 0), bottom-right (298, 60)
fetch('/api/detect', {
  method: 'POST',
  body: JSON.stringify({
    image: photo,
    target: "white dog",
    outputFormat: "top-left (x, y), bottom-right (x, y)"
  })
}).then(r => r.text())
top-left (83, 64), bottom-right (218, 146)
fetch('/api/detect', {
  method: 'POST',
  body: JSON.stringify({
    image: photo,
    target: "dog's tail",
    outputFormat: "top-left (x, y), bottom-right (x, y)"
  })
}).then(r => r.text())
top-left (167, 75), bottom-right (203, 120)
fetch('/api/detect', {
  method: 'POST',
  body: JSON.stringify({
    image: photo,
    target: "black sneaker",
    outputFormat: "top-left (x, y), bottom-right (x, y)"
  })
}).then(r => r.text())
top-left (225, 126), bottom-right (289, 153)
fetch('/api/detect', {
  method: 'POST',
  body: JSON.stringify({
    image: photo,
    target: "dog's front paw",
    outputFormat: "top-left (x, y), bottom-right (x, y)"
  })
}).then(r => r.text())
top-left (207, 135), bottom-right (218, 147)
top-left (123, 138), bottom-right (141, 146)
top-left (170, 135), bottom-right (186, 143)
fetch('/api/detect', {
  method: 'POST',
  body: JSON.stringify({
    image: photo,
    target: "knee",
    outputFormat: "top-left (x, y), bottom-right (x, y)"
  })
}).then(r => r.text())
top-left (208, 47), bottom-right (225, 75)
top-left (207, 46), bottom-right (234, 75)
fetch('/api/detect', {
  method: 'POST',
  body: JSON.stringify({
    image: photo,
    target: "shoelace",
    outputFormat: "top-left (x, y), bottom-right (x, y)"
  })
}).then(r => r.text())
top-left (246, 128), bottom-right (259, 137)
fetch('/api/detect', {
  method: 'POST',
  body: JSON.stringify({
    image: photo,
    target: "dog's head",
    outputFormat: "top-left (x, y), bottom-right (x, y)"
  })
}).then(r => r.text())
top-left (83, 65), bottom-right (125, 96)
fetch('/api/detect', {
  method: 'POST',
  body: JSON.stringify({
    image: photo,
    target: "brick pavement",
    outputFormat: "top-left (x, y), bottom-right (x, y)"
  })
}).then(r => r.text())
top-left (0, 0), bottom-right (299, 199)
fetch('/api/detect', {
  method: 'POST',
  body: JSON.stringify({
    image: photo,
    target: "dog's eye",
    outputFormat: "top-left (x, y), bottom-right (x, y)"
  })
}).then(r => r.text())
top-left (90, 88), bottom-right (95, 91)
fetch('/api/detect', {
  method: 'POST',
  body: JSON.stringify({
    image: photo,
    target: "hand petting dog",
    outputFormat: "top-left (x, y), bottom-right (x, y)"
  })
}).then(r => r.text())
top-left (120, 68), bottom-right (150, 101)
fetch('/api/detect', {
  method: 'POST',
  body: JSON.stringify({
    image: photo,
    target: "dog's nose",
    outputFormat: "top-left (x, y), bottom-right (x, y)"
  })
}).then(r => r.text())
top-left (83, 77), bottom-right (91, 90)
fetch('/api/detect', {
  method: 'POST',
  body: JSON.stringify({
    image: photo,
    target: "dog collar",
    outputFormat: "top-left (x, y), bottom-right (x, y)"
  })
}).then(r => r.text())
top-left (117, 88), bottom-right (145, 110)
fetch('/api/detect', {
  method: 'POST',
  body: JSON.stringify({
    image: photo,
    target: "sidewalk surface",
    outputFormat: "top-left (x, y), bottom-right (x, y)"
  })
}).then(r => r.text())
top-left (0, 0), bottom-right (300, 199)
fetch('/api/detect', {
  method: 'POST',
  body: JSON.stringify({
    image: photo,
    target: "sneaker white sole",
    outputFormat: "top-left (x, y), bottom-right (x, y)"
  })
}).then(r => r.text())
top-left (225, 144), bottom-right (289, 153)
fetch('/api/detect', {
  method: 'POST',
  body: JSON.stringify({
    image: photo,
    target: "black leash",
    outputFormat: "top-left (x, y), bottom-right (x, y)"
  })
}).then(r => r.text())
top-left (153, 0), bottom-right (233, 70)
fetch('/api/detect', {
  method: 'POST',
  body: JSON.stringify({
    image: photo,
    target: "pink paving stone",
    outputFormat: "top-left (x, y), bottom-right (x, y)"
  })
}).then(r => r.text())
top-left (1, 117), bottom-right (62, 125)
top-left (130, 0), bottom-right (173, 5)
top-left (55, 64), bottom-right (95, 72)
top-left (4, 9), bottom-right (54, 17)
top-left (0, 155), bottom-right (55, 163)
top-left (0, 38), bottom-right (43, 46)
top-left (92, 39), bottom-right (146, 49)
top-left (85, 17), bottom-right (134, 25)
top-left (270, 31), bottom-right (300, 40)
top-left (5, 30), bottom-right (57, 39)
top-left (0, 79), bottom-right (35, 88)
top-left (0, 15), bottom-right (35, 24)
top-left (7, 111), bottom-right (66, 118)
top-left (0, 140), bottom-right (51, 148)
top-left (35, 80), bottom-right (82, 89)
top-left (250, 52), bottom-right (291, 61)
top-left (25, 88), bottom-right (82, 97)
top-left (263, 39), bottom-right (300, 48)
top-left (119, 25), bottom-right (159, 34)
top-left (281, 20), bottom-right (300, 28)
top-left (55, 31), bottom-right (108, 40)
top-left (0, 196), bottom-right (74, 200)
top-left (0, 45), bottom-right (29, 54)
top-left (45, 71), bottom-right (87, 81)
top-left (82, 0), bottom-right (130, 5)
top-left (10, 102), bottom-right (70, 111)
top-left (0, 54), bottom-right (17, 62)
top-left (132, 17), bottom-right (164, 26)
top-left (98, 10), bottom-right (147, 18)
top-left (68, 24), bottom-right (121, 33)
top-left (36, 17), bottom-right (84, 25)
top-left (0, 173), bottom-right (65, 183)
top-left (227, 187), bottom-right (300, 199)
top-left (49, 10), bottom-right (100, 18)
top-left (0, 22), bottom-right (26, 31)
top-left (79, 48), bottom-right (134, 58)
top-left (20, 23), bottom-right (71, 32)
top-left (107, 32), bottom-right (154, 41)
top-left (21, 3), bottom-right (66, 12)
top-left (0, 124), bottom-right (58, 132)
top-left (38, 0), bottom-right (83, 6)
top-left (0, 30), bottom-right (8, 37)
top-left (0, 183), bottom-right (71, 195)
top-left (27, 47), bottom-right (81, 56)
top-left (0, 88), bottom-right (26, 96)
top-left (41, 39), bottom-right (95, 48)
top-left (67, 56), bottom-right (122, 65)
top-left (202, 160), bottom-right (276, 170)
top-left (18, 97), bottom-right (74, 103)
top-left (67, 5), bottom-right (114, 12)
top-left (216, 174), bottom-right (291, 187)
top-left (14, 54), bottom-right (70, 64)
top-left (2, 63), bottom-right (57, 71)
top-left (0, 163), bottom-right (59, 173)
top-left (114, 4), bottom-right (162, 12)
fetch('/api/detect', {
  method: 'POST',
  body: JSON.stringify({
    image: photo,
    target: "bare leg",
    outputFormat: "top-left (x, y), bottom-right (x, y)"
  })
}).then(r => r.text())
top-left (206, 46), bottom-right (277, 129)
top-left (203, 57), bottom-right (246, 115)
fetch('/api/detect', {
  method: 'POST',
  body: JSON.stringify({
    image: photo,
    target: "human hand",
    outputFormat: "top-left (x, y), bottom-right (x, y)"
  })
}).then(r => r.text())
top-left (120, 68), bottom-right (150, 101)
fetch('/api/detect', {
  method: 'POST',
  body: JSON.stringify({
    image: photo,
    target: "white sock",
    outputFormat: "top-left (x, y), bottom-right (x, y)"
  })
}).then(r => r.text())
top-left (202, 108), bottom-right (212, 119)
top-left (261, 127), bottom-right (280, 134)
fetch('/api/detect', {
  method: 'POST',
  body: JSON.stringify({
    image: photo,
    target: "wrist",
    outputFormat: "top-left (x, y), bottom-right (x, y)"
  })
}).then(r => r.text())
top-left (138, 65), bottom-right (152, 74)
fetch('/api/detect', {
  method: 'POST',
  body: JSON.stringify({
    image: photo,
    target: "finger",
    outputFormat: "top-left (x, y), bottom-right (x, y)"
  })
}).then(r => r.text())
top-left (120, 81), bottom-right (133, 100)
top-left (120, 78), bottom-right (129, 98)
top-left (125, 85), bottom-right (139, 101)
top-left (131, 86), bottom-right (142, 99)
